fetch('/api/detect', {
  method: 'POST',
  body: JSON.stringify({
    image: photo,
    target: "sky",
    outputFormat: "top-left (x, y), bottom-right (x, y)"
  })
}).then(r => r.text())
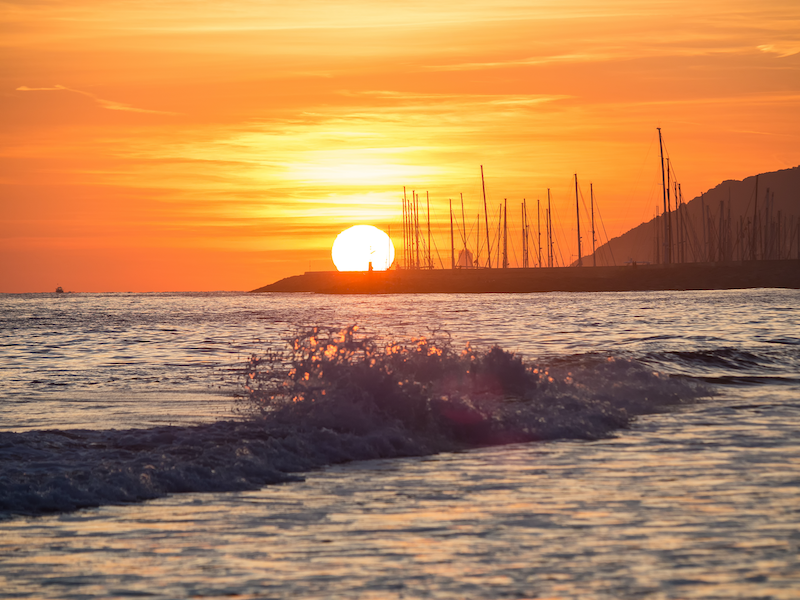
top-left (2, 0), bottom-right (799, 291)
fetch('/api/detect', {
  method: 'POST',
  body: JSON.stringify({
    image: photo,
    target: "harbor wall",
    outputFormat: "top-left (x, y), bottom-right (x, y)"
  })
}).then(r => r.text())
top-left (252, 260), bottom-right (800, 294)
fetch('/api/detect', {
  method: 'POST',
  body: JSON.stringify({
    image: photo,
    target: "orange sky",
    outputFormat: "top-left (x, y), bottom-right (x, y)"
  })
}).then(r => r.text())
top-left (2, 0), bottom-right (799, 291)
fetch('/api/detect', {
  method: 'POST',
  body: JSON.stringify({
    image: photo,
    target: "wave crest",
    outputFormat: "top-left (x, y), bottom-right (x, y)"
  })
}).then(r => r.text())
top-left (239, 326), bottom-right (706, 445)
top-left (1, 327), bottom-right (707, 518)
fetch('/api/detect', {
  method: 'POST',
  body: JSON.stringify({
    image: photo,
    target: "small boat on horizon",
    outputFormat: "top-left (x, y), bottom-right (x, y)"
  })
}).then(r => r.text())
top-left (55, 286), bottom-right (64, 294)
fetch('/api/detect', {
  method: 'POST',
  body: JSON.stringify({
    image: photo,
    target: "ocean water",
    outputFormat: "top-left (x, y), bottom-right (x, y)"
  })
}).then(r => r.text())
top-left (1, 289), bottom-right (799, 599)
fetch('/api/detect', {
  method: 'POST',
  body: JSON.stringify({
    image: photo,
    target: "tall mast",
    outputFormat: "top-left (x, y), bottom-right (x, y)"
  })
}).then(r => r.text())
top-left (678, 178), bottom-right (682, 262)
top-left (505, 200), bottom-right (509, 268)
top-left (411, 191), bottom-right (416, 268)
top-left (678, 183), bottom-right (684, 263)
top-left (426, 191), bottom-right (431, 269)
top-left (590, 183), bottom-right (596, 267)
top-left (402, 187), bottom-right (408, 269)
top-left (547, 189), bottom-right (553, 267)
top-left (655, 206), bottom-right (660, 264)
top-left (497, 204), bottom-right (501, 268)
top-left (537, 198), bottom-right (542, 268)
top-left (476, 213), bottom-right (480, 267)
top-left (522, 200), bottom-right (528, 268)
top-left (410, 190), bottom-right (415, 267)
top-left (408, 190), bottom-right (413, 268)
top-left (449, 199), bottom-right (455, 269)
top-left (481, 165), bottom-right (491, 268)
top-left (575, 173), bottom-right (582, 267)
top-left (547, 203), bottom-right (558, 267)
top-left (700, 193), bottom-right (707, 261)
top-left (460, 193), bottom-right (468, 265)
top-left (676, 179), bottom-right (682, 263)
top-left (546, 205), bottom-right (550, 268)
top-left (414, 191), bottom-right (420, 269)
top-left (752, 175), bottom-right (759, 260)
top-left (657, 128), bottom-right (669, 264)
top-left (666, 158), bottom-right (672, 264)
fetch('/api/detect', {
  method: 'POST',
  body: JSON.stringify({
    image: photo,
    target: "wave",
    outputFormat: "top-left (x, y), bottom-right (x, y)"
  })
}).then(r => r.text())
top-left (641, 346), bottom-right (800, 383)
top-left (0, 327), bottom-right (708, 518)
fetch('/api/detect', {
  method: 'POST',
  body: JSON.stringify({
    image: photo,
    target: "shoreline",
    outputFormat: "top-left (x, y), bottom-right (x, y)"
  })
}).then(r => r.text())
top-left (252, 259), bottom-right (800, 294)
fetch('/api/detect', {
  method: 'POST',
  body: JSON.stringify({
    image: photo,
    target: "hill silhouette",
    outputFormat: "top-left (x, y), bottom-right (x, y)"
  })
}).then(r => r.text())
top-left (585, 166), bottom-right (800, 266)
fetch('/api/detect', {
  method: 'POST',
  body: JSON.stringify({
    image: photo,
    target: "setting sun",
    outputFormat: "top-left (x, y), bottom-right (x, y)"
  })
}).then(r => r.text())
top-left (331, 225), bottom-right (395, 272)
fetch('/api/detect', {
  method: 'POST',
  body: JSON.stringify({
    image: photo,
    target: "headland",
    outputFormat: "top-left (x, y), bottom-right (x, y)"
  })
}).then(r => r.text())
top-left (252, 260), bottom-right (800, 294)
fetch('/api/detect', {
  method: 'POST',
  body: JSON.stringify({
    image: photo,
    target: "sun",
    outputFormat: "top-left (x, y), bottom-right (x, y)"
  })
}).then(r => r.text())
top-left (331, 225), bottom-right (395, 271)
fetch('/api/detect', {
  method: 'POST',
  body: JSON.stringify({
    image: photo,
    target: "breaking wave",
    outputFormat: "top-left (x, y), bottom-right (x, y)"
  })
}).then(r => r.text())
top-left (0, 327), bottom-right (708, 518)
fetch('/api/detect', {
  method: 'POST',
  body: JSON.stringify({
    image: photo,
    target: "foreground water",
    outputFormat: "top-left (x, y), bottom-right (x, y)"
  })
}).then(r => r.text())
top-left (1, 289), bottom-right (798, 598)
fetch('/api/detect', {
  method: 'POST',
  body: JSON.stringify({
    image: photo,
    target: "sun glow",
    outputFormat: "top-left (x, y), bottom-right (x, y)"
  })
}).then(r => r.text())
top-left (331, 225), bottom-right (395, 271)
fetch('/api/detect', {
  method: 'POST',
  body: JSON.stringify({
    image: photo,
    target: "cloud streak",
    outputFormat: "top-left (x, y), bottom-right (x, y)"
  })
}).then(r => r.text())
top-left (758, 43), bottom-right (800, 58)
top-left (16, 85), bottom-right (176, 115)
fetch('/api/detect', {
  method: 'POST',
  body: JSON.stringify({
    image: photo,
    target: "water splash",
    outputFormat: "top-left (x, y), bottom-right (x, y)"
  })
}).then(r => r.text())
top-left (0, 326), bottom-right (708, 518)
top-left (238, 326), bottom-right (707, 445)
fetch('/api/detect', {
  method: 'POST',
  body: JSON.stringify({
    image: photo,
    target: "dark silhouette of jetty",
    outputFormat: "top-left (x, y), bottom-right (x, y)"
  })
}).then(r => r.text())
top-left (253, 260), bottom-right (799, 294)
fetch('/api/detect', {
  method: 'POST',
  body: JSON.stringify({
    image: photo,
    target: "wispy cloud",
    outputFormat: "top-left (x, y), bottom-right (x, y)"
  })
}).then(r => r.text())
top-left (757, 43), bottom-right (800, 58)
top-left (426, 53), bottom-right (616, 71)
top-left (16, 85), bottom-right (177, 115)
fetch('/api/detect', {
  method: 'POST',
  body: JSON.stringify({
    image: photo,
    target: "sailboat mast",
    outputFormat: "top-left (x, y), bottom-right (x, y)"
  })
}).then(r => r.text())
top-left (460, 193), bottom-right (468, 265)
top-left (481, 165), bottom-right (491, 268)
top-left (414, 191), bottom-right (420, 269)
top-left (503, 199), bottom-right (508, 268)
top-left (426, 191), bottom-right (431, 269)
top-left (752, 175), bottom-right (759, 260)
top-left (666, 158), bottom-right (672, 264)
top-left (547, 189), bottom-right (553, 268)
top-left (406, 191), bottom-right (411, 268)
top-left (522, 200), bottom-right (528, 268)
top-left (477, 213), bottom-right (480, 267)
top-left (590, 183), bottom-right (596, 267)
top-left (700, 193), bottom-right (707, 261)
top-left (537, 198), bottom-right (542, 268)
top-left (449, 199), bottom-right (455, 269)
top-left (497, 204), bottom-right (501, 268)
top-left (402, 187), bottom-right (408, 269)
top-left (678, 182), bottom-right (684, 263)
top-left (575, 174), bottom-right (582, 267)
top-left (547, 203), bottom-right (558, 267)
top-left (654, 206), bottom-right (660, 264)
top-left (657, 128), bottom-right (668, 264)
top-left (411, 191), bottom-right (415, 267)
top-left (546, 206), bottom-right (550, 268)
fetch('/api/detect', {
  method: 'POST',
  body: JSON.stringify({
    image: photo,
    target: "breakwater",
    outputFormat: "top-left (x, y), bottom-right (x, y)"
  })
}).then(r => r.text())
top-left (252, 259), bottom-right (800, 294)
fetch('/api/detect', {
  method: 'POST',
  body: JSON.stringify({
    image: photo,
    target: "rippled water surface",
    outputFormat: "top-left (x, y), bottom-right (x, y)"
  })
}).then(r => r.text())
top-left (1, 289), bottom-right (798, 598)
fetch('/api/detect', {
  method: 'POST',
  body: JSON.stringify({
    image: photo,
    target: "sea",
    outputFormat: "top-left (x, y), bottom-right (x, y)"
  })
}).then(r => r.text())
top-left (1, 289), bottom-right (798, 599)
